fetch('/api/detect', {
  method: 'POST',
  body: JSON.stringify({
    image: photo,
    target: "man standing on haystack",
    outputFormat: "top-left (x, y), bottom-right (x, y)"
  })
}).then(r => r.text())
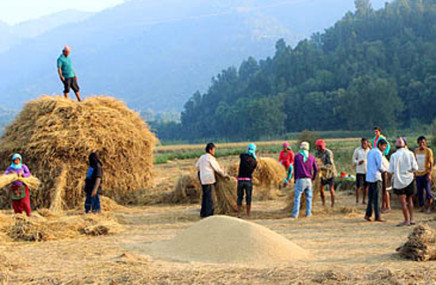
top-left (364, 138), bottom-right (389, 222)
top-left (57, 45), bottom-right (82, 101)
top-left (196, 143), bottom-right (229, 218)
top-left (389, 138), bottom-right (418, 226)
top-left (353, 138), bottom-right (370, 204)
top-left (315, 140), bottom-right (337, 208)
top-left (291, 142), bottom-right (318, 219)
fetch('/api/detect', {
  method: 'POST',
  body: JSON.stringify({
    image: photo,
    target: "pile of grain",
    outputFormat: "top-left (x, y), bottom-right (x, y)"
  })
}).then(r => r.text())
top-left (396, 224), bottom-right (436, 261)
top-left (148, 215), bottom-right (310, 265)
top-left (0, 96), bottom-right (157, 210)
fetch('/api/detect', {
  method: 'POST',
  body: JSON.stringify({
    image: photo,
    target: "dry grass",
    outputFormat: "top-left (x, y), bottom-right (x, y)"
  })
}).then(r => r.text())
top-left (397, 224), bottom-right (436, 261)
top-left (0, 96), bottom-right (157, 209)
top-left (0, 174), bottom-right (18, 189)
top-left (8, 212), bottom-right (122, 242)
top-left (214, 176), bottom-right (237, 214)
top-left (164, 173), bottom-right (201, 204)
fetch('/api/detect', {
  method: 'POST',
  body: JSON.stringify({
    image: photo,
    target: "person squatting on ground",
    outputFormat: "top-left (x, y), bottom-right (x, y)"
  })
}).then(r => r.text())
top-left (57, 45), bottom-right (82, 101)
top-left (196, 143), bottom-right (229, 218)
top-left (353, 138), bottom-right (370, 204)
top-left (315, 140), bottom-right (337, 208)
top-left (414, 136), bottom-right (434, 213)
top-left (389, 137), bottom-right (418, 226)
top-left (84, 153), bottom-right (103, 214)
top-left (291, 142), bottom-right (318, 219)
top-left (279, 142), bottom-right (294, 186)
top-left (364, 138), bottom-right (389, 222)
top-left (236, 143), bottom-right (258, 218)
top-left (3, 154), bottom-right (32, 216)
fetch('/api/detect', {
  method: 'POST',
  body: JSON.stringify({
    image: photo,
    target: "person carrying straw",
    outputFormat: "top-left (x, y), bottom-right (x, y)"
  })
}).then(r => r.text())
top-left (315, 139), bottom-right (337, 208)
top-left (196, 143), bottom-right (229, 218)
top-left (3, 154), bottom-right (32, 216)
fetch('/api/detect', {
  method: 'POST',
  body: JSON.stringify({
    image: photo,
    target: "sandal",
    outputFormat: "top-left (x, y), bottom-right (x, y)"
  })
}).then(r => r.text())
top-left (396, 221), bottom-right (410, 227)
top-left (409, 220), bottom-right (416, 225)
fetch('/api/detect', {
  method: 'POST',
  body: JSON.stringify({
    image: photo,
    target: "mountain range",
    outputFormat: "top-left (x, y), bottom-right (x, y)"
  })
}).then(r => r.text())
top-left (0, 0), bottom-right (391, 112)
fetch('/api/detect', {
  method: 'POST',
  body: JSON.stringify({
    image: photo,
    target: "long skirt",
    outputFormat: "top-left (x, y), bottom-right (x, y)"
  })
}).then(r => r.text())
top-left (11, 185), bottom-right (31, 217)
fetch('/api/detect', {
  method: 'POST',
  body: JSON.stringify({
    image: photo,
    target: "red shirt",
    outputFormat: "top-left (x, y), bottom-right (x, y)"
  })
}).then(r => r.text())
top-left (279, 150), bottom-right (294, 170)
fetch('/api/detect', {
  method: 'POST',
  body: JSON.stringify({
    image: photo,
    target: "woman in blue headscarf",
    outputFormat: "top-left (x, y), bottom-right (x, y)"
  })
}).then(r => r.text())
top-left (3, 154), bottom-right (32, 216)
top-left (236, 143), bottom-right (258, 218)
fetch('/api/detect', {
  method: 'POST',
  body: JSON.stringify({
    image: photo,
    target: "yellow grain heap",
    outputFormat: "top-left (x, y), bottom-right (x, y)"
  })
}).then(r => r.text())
top-left (0, 96), bottom-right (157, 209)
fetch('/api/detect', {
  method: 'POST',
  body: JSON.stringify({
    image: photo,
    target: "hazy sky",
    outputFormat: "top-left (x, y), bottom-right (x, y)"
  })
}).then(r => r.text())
top-left (0, 0), bottom-right (125, 25)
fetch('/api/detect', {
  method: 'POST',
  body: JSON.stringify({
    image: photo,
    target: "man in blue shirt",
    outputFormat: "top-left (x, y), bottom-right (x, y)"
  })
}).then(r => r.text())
top-left (365, 138), bottom-right (388, 222)
top-left (57, 45), bottom-right (82, 101)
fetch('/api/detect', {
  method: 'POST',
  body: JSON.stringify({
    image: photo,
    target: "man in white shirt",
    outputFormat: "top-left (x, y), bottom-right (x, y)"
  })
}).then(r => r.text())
top-left (389, 138), bottom-right (418, 226)
top-left (195, 143), bottom-right (229, 218)
top-left (353, 138), bottom-right (370, 204)
top-left (365, 138), bottom-right (388, 222)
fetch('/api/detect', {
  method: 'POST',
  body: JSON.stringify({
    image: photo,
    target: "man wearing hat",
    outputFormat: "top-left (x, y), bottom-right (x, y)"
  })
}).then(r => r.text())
top-left (57, 45), bottom-right (82, 101)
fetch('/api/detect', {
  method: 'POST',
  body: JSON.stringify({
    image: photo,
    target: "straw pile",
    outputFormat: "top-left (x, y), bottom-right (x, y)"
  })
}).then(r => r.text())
top-left (213, 176), bottom-right (237, 214)
top-left (148, 215), bottom-right (310, 265)
top-left (165, 173), bottom-right (201, 204)
top-left (396, 224), bottom-right (436, 261)
top-left (8, 212), bottom-right (122, 242)
top-left (0, 96), bottom-right (157, 209)
top-left (226, 157), bottom-right (286, 201)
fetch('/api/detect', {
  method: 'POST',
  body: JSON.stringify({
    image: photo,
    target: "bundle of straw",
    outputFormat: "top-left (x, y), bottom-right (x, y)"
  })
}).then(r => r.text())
top-left (214, 175), bottom-right (237, 214)
top-left (165, 173), bottom-right (201, 204)
top-left (0, 174), bottom-right (18, 189)
top-left (397, 224), bottom-right (436, 261)
top-left (17, 176), bottom-right (41, 190)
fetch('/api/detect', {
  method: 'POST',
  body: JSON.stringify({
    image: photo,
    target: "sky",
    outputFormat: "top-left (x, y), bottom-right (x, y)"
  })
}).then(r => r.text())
top-left (0, 0), bottom-right (125, 25)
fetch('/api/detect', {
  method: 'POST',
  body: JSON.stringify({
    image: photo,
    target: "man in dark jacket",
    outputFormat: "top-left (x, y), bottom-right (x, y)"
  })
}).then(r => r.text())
top-left (237, 143), bottom-right (258, 218)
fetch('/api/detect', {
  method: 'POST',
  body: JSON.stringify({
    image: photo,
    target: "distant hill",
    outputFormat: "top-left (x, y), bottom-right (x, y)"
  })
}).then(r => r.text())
top-left (0, 0), bottom-right (391, 112)
top-left (0, 10), bottom-right (93, 52)
top-left (173, 0), bottom-right (435, 141)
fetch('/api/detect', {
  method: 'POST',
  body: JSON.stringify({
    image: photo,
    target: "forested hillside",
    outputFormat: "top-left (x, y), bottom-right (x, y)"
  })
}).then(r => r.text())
top-left (162, 0), bottom-right (435, 141)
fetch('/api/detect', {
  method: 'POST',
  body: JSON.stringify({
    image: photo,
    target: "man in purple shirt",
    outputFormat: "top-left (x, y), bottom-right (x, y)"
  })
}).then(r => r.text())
top-left (291, 141), bottom-right (319, 218)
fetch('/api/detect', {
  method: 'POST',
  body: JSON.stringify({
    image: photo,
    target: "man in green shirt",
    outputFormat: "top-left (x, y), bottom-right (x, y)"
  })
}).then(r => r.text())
top-left (57, 45), bottom-right (82, 101)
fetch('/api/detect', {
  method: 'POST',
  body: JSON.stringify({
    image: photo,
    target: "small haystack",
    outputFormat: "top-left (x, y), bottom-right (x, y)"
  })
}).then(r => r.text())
top-left (147, 215), bottom-right (311, 265)
top-left (0, 96), bottom-right (157, 209)
top-left (396, 224), bottom-right (436, 261)
top-left (165, 173), bottom-right (201, 204)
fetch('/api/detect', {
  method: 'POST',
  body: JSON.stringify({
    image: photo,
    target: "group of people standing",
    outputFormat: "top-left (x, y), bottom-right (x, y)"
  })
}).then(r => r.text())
top-left (356, 127), bottom-right (434, 226)
top-left (2, 152), bottom-right (103, 216)
top-left (195, 127), bottom-right (434, 226)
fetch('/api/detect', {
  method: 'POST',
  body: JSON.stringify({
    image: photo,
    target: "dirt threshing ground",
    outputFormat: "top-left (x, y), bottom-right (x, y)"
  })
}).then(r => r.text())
top-left (0, 157), bottom-right (435, 285)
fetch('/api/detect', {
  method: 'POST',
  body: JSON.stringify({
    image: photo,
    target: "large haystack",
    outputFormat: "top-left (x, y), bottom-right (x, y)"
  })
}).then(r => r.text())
top-left (147, 215), bottom-right (311, 265)
top-left (0, 96), bottom-right (156, 209)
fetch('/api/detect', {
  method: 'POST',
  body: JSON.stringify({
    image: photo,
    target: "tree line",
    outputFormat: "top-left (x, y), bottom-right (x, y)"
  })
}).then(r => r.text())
top-left (152, 0), bottom-right (436, 142)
